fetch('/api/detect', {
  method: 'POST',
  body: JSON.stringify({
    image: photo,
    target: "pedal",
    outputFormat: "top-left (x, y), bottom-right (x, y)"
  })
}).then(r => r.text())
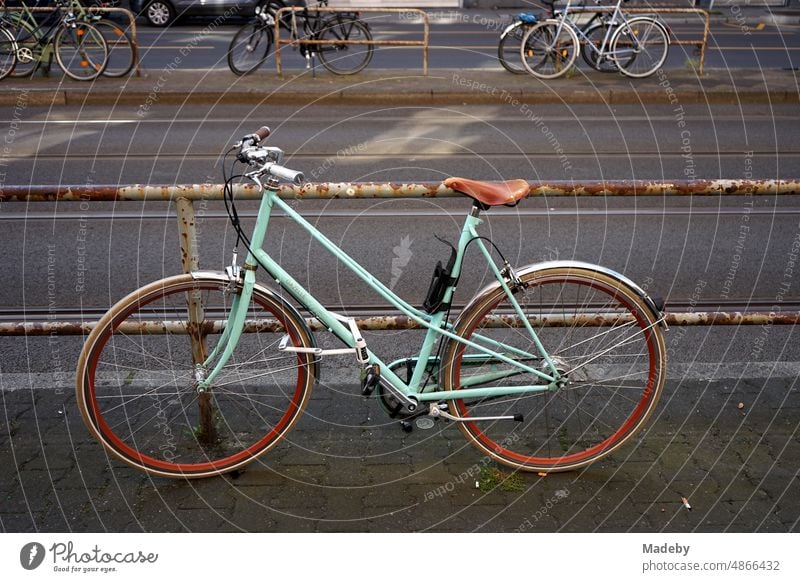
top-left (360, 364), bottom-right (380, 396)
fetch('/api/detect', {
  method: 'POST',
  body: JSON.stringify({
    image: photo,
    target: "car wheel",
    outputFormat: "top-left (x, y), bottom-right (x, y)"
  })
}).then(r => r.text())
top-left (145, 1), bottom-right (175, 27)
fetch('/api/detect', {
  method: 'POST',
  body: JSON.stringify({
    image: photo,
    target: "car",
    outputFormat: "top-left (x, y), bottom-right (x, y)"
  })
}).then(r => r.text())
top-left (128, 0), bottom-right (268, 27)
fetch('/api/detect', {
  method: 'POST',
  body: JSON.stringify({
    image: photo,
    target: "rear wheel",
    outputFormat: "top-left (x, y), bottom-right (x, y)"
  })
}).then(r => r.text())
top-left (93, 19), bottom-right (135, 77)
top-left (228, 22), bottom-right (272, 76)
top-left (317, 17), bottom-right (373, 75)
top-left (611, 17), bottom-right (669, 79)
top-left (76, 274), bottom-right (317, 478)
top-left (441, 265), bottom-right (666, 472)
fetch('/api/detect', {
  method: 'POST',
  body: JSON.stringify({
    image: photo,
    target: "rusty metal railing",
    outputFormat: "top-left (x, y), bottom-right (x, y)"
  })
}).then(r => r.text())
top-left (273, 6), bottom-right (429, 76)
top-left (626, 8), bottom-right (711, 74)
top-left (1, 179), bottom-right (798, 336)
top-left (3, 5), bottom-right (142, 76)
top-left (1, 180), bottom-right (797, 202)
top-left (3, 309), bottom-right (800, 337)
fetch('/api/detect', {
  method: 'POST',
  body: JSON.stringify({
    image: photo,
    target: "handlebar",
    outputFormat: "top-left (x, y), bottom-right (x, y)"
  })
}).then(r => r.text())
top-left (235, 126), bottom-right (305, 186)
top-left (267, 164), bottom-right (305, 185)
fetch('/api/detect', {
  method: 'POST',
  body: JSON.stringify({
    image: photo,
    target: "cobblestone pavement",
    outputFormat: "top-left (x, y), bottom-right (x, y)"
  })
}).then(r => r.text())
top-left (1, 372), bottom-right (798, 533)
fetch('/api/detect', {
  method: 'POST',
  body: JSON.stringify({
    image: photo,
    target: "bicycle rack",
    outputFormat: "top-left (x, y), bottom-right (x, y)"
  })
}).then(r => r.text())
top-left (273, 6), bottom-right (430, 77)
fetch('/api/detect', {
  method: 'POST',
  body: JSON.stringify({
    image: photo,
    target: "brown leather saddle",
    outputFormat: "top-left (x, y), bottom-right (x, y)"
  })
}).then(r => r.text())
top-left (443, 177), bottom-right (530, 208)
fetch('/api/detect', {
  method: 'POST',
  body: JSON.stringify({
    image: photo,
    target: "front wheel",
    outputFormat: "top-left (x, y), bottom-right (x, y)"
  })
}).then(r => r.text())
top-left (317, 17), bottom-right (373, 75)
top-left (440, 264), bottom-right (666, 472)
top-left (228, 22), bottom-right (272, 76)
top-left (520, 20), bottom-right (579, 80)
top-left (76, 274), bottom-right (317, 478)
top-left (54, 22), bottom-right (108, 80)
top-left (610, 17), bottom-right (669, 79)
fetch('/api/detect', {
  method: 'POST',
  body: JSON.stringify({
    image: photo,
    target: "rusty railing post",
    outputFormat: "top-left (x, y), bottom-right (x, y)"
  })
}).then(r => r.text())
top-left (175, 197), bottom-right (216, 445)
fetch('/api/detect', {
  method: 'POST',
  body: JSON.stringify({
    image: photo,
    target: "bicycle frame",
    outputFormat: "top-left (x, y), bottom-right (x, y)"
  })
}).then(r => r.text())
top-left (196, 183), bottom-right (562, 406)
top-left (553, 0), bottom-right (630, 63)
top-left (2, 0), bottom-right (76, 67)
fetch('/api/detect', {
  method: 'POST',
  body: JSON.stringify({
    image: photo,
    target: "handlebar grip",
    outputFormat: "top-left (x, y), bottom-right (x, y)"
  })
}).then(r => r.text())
top-left (255, 126), bottom-right (271, 142)
top-left (270, 164), bottom-right (305, 186)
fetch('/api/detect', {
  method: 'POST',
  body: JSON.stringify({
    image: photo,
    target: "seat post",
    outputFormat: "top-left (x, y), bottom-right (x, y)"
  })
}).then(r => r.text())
top-left (471, 200), bottom-right (487, 216)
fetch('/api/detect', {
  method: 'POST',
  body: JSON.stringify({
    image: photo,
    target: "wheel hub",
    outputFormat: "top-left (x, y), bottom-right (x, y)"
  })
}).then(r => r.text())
top-left (148, 3), bottom-right (170, 26)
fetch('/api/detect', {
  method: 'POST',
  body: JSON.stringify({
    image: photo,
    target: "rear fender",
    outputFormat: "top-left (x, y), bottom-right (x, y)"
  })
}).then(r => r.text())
top-left (462, 260), bottom-right (667, 330)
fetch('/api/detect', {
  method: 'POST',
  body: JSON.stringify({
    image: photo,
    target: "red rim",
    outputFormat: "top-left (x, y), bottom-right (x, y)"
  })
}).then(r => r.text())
top-left (84, 281), bottom-right (308, 475)
top-left (451, 275), bottom-right (658, 468)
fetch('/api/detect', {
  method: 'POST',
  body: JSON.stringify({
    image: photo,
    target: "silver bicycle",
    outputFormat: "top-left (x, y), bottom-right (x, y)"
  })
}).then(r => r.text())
top-left (520, 0), bottom-right (669, 79)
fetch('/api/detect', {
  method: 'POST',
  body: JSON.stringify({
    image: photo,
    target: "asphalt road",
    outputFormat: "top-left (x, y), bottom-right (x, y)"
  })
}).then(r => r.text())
top-left (1, 102), bottom-right (798, 379)
top-left (1, 99), bottom-right (798, 537)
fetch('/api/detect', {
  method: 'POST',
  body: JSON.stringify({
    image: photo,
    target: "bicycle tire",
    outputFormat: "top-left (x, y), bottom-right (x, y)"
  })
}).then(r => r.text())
top-left (317, 16), bottom-right (372, 75)
top-left (227, 22), bottom-right (272, 76)
top-left (54, 22), bottom-right (107, 80)
top-left (0, 26), bottom-right (16, 80)
top-left (610, 17), bottom-right (669, 79)
top-left (92, 19), bottom-right (134, 77)
top-left (497, 21), bottom-right (527, 74)
top-left (521, 19), bottom-right (579, 80)
top-left (440, 263), bottom-right (666, 473)
top-left (581, 21), bottom-right (619, 72)
top-left (76, 273), bottom-right (317, 479)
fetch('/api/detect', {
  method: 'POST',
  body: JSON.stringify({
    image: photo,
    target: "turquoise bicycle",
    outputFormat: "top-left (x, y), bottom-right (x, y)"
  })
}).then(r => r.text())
top-left (76, 127), bottom-right (668, 479)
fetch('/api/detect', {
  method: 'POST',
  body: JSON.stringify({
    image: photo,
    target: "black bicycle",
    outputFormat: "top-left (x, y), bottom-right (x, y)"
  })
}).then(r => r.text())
top-left (227, 0), bottom-right (373, 76)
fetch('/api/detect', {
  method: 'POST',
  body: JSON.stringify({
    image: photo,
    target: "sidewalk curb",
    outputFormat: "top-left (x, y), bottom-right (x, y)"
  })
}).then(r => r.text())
top-left (1, 87), bottom-right (796, 107)
top-left (1, 67), bottom-right (797, 107)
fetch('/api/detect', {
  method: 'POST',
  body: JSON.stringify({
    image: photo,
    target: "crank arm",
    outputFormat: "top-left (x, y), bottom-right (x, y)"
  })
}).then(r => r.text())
top-left (278, 334), bottom-right (354, 356)
top-left (428, 404), bottom-right (523, 423)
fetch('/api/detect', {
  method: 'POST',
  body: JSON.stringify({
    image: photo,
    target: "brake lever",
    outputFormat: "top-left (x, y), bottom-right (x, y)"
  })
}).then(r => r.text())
top-left (235, 127), bottom-right (272, 163)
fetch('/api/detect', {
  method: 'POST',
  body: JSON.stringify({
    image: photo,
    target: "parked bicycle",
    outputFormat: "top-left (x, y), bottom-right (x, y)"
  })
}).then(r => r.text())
top-left (71, 0), bottom-right (136, 78)
top-left (76, 126), bottom-right (668, 479)
top-left (1, 0), bottom-right (108, 80)
top-left (521, 0), bottom-right (669, 79)
top-left (227, 0), bottom-right (373, 76)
